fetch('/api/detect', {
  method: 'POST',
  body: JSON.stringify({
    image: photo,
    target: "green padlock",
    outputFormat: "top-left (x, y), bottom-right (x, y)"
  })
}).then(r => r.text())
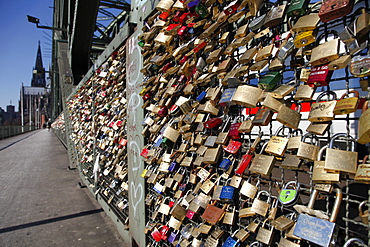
top-left (195, 3), bottom-right (208, 18)
top-left (278, 181), bottom-right (300, 206)
top-left (258, 72), bottom-right (282, 90)
top-left (161, 137), bottom-right (174, 148)
top-left (287, 0), bottom-right (309, 17)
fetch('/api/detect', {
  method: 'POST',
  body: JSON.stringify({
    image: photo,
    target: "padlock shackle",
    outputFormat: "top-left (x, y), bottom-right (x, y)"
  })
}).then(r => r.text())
top-left (343, 238), bottom-right (366, 247)
top-left (329, 133), bottom-right (356, 152)
top-left (315, 91), bottom-right (337, 103)
top-left (340, 90), bottom-right (359, 99)
top-left (358, 200), bottom-right (368, 215)
top-left (301, 133), bottom-right (319, 145)
top-left (260, 141), bottom-right (270, 154)
top-left (274, 125), bottom-right (291, 136)
top-left (307, 188), bottom-right (342, 222)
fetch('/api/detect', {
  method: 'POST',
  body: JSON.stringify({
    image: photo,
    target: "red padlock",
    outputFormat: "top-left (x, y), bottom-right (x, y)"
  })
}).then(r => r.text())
top-left (223, 140), bottom-right (242, 154)
top-left (203, 117), bottom-right (223, 129)
top-left (193, 41), bottom-right (207, 53)
top-left (157, 106), bottom-right (168, 117)
top-left (235, 152), bottom-right (254, 175)
top-left (228, 122), bottom-right (242, 139)
top-left (160, 225), bottom-right (171, 241)
top-left (318, 0), bottom-right (354, 23)
top-left (159, 11), bottom-right (170, 21)
top-left (151, 227), bottom-right (162, 242)
top-left (224, 3), bottom-right (239, 15)
top-left (307, 64), bottom-right (333, 87)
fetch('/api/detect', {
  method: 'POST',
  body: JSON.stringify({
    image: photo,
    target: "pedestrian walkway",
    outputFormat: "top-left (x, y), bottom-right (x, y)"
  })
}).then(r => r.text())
top-left (0, 129), bottom-right (127, 247)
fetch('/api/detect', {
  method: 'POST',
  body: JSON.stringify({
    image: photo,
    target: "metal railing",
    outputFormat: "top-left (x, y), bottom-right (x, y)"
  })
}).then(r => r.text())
top-left (0, 125), bottom-right (38, 140)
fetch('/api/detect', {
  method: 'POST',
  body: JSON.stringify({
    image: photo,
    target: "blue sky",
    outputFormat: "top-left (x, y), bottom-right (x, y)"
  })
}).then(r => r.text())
top-left (0, 0), bottom-right (53, 111)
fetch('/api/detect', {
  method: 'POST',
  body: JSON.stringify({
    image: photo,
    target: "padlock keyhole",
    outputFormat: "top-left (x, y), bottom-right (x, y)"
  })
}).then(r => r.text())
top-left (331, 4), bottom-right (337, 10)
top-left (285, 191), bottom-right (291, 199)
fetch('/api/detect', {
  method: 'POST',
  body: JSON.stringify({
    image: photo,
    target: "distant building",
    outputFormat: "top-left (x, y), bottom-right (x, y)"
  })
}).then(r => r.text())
top-left (20, 42), bottom-right (50, 127)
top-left (0, 106), bottom-right (20, 126)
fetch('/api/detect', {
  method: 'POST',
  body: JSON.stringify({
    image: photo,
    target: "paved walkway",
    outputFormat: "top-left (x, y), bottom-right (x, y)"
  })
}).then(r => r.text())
top-left (0, 129), bottom-right (127, 247)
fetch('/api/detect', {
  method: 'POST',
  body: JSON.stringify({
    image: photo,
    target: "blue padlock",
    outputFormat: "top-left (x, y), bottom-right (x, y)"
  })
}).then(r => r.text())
top-left (219, 156), bottom-right (233, 170)
top-left (168, 230), bottom-right (179, 243)
top-left (220, 179), bottom-right (235, 200)
top-left (222, 235), bottom-right (240, 247)
top-left (168, 161), bottom-right (179, 172)
top-left (196, 90), bottom-right (207, 102)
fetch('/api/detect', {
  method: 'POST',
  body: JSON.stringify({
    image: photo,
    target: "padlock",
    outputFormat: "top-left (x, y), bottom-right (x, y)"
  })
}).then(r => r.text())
top-left (265, 126), bottom-right (290, 157)
top-left (230, 174), bottom-right (242, 188)
top-left (235, 151), bottom-right (254, 175)
top-left (294, 30), bottom-right (317, 48)
top-left (267, 197), bottom-right (279, 221)
top-left (358, 101), bottom-right (370, 144)
top-left (222, 231), bottom-right (240, 247)
top-left (299, 68), bottom-right (311, 82)
top-left (249, 142), bottom-right (276, 176)
top-left (328, 54), bottom-right (351, 71)
top-left (256, 219), bottom-right (275, 245)
top-left (264, 4), bottom-right (287, 28)
top-left (271, 213), bottom-right (295, 231)
top-left (201, 201), bottom-right (228, 225)
top-left (278, 237), bottom-right (301, 247)
top-left (246, 0), bottom-right (263, 16)
top-left (220, 179), bottom-right (236, 200)
top-left (296, 133), bottom-right (320, 161)
top-left (277, 102), bottom-right (302, 130)
top-left (263, 94), bottom-right (284, 113)
top-left (287, 129), bottom-right (303, 151)
top-left (318, 0), bottom-right (354, 23)
top-left (307, 64), bottom-right (333, 87)
top-left (219, 88), bottom-right (237, 107)
top-left (252, 107), bottom-right (274, 126)
top-left (168, 229), bottom-right (180, 243)
top-left (333, 90), bottom-right (359, 115)
top-left (222, 206), bottom-right (236, 225)
top-left (238, 46), bottom-right (258, 64)
top-left (251, 190), bottom-right (271, 217)
top-left (358, 201), bottom-right (369, 225)
top-left (271, 80), bottom-right (299, 99)
top-left (343, 238), bottom-right (366, 247)
top-left (156, 0), bottom-right (174, 11)
top-left (215, 116), bottom-right (231, 145)
top-left (292, 13), bottom-right (320, 33)
top-left (203, 146), bottom-right (222, 164)
top-left (239, 199), bottom-right (256, 218)
top-left (294, 83), bottom-right (315, 101)
top-left (278, 36), bottom-right (296, 62)
top-left (255, 43), bottom-right (274, 62)
top-left (312, 145), bottom-right (340, 183)
top-left (278, 181), bottom-right (300, 206)
top-left (287, 0), bottom-right (309, 16)
top-left (324, 133), bottom-right (358, 174)
top-left (355, 155), bottom-right (370, 184)
top-left (308, 91), bottom-right (337, 122)
top-left (258, 72), bottom-right (282, 90)
top-left (200, 173), bottom-right (219, 194)
top-left (232, 85), bottom-right (263, 108)
top-left (219, 155), bottom-right (234, 170)
top-left (240, 177), bottom-right (260, 199)
top-left (294, 187), bottom-right (343, 247)
top-left (158, 197), bottom-right (172, 215)
top-left (355, 8), bottom-right (370, 38)
top-left (310, 37), bottom-right (340, 67)
top-left (350, 54), bottom-right (370, 78)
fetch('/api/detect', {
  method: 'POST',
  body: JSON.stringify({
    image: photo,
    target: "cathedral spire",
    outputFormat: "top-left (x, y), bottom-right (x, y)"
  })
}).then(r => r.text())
top-left (31, 41), bottom-right (46, 87)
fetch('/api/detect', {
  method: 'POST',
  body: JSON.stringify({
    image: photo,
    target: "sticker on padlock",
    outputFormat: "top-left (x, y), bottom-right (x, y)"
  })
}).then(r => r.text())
top-left (278, 181), bottom-right (300, 206)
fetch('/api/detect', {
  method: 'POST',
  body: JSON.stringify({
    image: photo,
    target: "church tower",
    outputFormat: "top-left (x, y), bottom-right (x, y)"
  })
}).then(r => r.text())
top-left (31, 41), bottom-right (46, 87)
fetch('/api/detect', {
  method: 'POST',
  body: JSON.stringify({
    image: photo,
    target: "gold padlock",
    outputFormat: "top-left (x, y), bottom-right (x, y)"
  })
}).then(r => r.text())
top-left (252, 191), bottom-right (271, 217)
top-left (308, 91), bottom-right (337, 122)
top-left (296, 133), bottom-right (319, 161)
top-left (328, 55), bottom-right (351, 70)
top-left (247, 0), bottom-right (263, 16)
top-left (306, 121), bottom-right (331, 136)
top-left (240, 177), bottom-right (260, 199)
top-left (265, 126), bottom-right (290, 157)
top-left (324, 133), bottom-right (358, 174)
top-left (310, 38), bottom-right (340, 66)
top-left (262, 94), bottom-right (283, 113)
top-left (359, 101), bottom-right (370, 144)
top-left (249, 59), bottom-right (269, 71)
top-left (312, 145), bottom-right (340, 183)
top-left (232, 85), bottom-right (263, 108)
top-left (276, 103), bottom-right (301, 130)
top-left (299, 68), bottom-right (311, 82)
top-left (355, 155), bottom-right (370, 184)
top-left (333, 90), bottom-right (359, 115)
top-left (264, 4), bottom-right (287, 28)
top-left (249, 142), bottom-right (275, 176)
top-left (294, 83), bottom-right (315, 101)
top-left (355, 8), bottom-right (370, 38)
top-left (155, 0), bottom-right (174, 11)
top-left (292, 13), bottom-right (320, 32)
top-left (358, 201), bottom-right (369, 225)
top-left (255, 43), bottom-right (274, 61)
top-left (256, 219), bottom-right (274, 245)
top-left (234, 24), bottom-right (249, 39)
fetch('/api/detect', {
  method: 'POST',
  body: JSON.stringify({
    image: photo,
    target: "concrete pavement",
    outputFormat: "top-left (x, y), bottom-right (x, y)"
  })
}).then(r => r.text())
top-left (0, 129), bottom-right (127, 247)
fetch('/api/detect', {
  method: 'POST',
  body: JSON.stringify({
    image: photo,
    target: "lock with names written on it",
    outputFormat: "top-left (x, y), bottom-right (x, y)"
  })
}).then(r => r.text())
top-left (294, 187), bottom-right (343, 247)
top-left (265, 126), bottom-right (290, 157)
top-left (308, 91), bottom-right (337, 122)
top-left (318, 0), bottom-right (354, 23)
top-left (249, 142), bottom-right (276, 176)
top-left (307, 64), bottom-right (333, 87)
top-left (296, 133), bottom-right (320, 161)
top-left (324, 133), bottom-right (358, 174)
top-left (333, 90), bottom-right (359, 115)
top-left (313, 145), bottom-right (341, 183)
